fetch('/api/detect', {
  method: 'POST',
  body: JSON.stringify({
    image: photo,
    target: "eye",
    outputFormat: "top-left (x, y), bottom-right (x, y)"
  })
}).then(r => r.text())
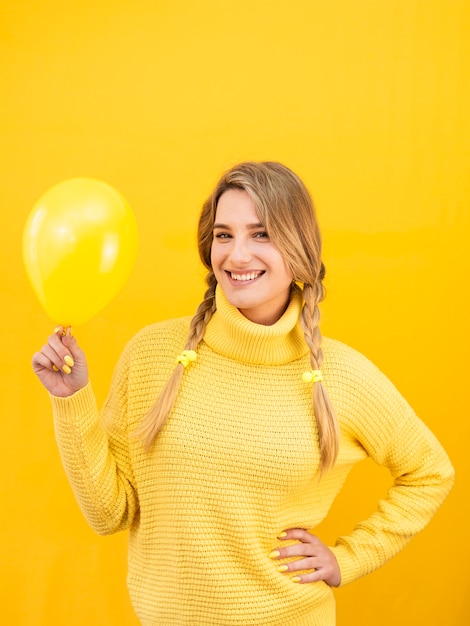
top-left (254, 231), bottom-right (269, 239)
top-left (213, 232), bottom-right (231, 239)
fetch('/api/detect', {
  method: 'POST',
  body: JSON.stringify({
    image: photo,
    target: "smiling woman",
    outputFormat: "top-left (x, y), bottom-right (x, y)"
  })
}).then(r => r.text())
top-left (211, 188), bottom-right (294, 325)
top-left (31, 161), bottom-right (454, 626)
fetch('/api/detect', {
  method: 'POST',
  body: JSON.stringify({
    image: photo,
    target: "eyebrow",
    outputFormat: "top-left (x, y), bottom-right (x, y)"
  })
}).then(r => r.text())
top-left (213, 222), bottom-right (265, 230)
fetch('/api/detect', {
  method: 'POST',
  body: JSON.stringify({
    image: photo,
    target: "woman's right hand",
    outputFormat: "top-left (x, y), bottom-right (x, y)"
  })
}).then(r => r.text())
top-left (32, 326), bottom-right (89, 397)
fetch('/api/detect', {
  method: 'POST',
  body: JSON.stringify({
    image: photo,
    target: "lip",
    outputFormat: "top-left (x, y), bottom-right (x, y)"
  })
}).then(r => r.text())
top-left (224, 270), bottom-right (265, 285)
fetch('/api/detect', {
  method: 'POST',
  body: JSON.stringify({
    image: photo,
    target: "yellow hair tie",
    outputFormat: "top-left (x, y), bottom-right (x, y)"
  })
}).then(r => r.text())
top-left (302, 369), bottom-right (323, 383)
top-left (176, 350), bottom-right (197, 368)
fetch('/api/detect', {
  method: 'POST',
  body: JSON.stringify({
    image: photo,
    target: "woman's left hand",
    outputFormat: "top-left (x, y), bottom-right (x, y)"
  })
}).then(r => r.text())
top-left (270, 528), bottom-right (341, 587)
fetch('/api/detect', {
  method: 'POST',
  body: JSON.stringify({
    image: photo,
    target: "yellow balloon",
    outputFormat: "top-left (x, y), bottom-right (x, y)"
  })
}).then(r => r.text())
top-left (22, 178), bottom-right (138, 326)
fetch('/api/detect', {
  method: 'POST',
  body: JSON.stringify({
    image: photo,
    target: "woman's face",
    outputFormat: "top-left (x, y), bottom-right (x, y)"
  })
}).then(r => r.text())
top-left (211, 188), bottom-right (293, 325)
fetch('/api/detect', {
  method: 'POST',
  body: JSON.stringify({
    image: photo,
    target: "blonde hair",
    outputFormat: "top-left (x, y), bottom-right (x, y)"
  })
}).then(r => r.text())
top-left (137, 161), bottom-right (339, 471)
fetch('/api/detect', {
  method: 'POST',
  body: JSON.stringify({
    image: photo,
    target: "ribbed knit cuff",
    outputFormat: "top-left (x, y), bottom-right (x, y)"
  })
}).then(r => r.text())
top-left (329, 543), bottom-right (362, 587)
top-left (50, 382), bottom-right (98, 430)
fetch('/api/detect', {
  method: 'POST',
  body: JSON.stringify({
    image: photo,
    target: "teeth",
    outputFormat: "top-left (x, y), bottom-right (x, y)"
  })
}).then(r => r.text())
top-left (230, 272), bottom-right (261, 281)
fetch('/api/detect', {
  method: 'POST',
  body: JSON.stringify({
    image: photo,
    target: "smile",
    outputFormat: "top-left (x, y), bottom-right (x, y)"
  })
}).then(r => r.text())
top-left (228, 271), bottom-right (264, 282)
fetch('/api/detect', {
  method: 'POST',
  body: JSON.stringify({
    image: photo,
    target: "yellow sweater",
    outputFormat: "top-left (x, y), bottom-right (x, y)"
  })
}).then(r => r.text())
top-left (51, 288), bottom-right (454, 625)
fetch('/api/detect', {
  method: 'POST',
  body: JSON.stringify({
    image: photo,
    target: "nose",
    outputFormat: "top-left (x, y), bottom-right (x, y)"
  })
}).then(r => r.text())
top-left (228, 237), bottom-right (252, 266)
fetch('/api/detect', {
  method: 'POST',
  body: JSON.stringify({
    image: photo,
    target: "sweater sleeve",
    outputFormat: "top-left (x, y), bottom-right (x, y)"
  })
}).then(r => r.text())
top-left (51, 342), bottom-right (138, 536)
top-left (328, 347), bottom-right (455, 586)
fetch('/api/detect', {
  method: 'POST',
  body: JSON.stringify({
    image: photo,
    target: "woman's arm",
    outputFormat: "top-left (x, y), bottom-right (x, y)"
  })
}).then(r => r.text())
top-left (269, 346), bottom-right (455, 586)
top-left (33, 328), bottom-right (139, 535)
top-left (329, 409), bottom-right (455, 585)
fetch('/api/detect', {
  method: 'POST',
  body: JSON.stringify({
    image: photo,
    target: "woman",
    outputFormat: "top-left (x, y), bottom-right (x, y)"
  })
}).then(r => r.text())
top-left (32, 161), bottom-right (454, 625)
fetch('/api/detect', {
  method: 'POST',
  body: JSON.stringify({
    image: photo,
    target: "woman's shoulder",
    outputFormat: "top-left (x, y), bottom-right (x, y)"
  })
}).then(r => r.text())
top-left (322, 336), bottom-right (376, 371)
top-left (134, 316), bottom-right (193, 338)
top-left (321, 336), bottom-right (411, 417)
top-left (123, 316), bottom-right (193, 358)
top-left (321, 336), bottom-right (398, 393)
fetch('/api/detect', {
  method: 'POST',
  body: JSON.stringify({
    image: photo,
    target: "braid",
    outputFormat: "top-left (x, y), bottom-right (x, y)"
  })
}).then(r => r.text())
top-left (136, 272), bottom-right (217, 450)
top-left (185, 272), bottom-right (217, 350)
top-left (301, 281), bottom-right (339, 472)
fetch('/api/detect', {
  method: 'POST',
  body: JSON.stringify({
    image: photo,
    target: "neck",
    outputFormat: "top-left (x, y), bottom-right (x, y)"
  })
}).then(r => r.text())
top-left (203, 285), bottom-right (308, 365)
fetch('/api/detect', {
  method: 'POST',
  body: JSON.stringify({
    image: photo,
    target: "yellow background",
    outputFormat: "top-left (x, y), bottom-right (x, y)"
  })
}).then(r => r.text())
top-left (1, 1), bottom-right (468, 624)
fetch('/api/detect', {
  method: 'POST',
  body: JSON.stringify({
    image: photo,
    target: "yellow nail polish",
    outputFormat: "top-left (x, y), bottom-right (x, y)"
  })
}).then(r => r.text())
top-left (52, 365), bottom-right (59, 372)
top-left (64, 355), bottom-right (74, 367)
top-left (268, 550), bottom-right (280, 559)
top-left (278, 531), bottom-right (287, 538)
top-left (277, 565), bottom-right (289, 572)
top-left (62, 364), bottom-right (72, 374)
top-left (292, 577), bottom-right (301, 583)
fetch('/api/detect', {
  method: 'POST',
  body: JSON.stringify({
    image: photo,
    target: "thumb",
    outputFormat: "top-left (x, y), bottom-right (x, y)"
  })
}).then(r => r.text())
top-left (58, 327), bottom-right (89, 386)
top-left (61, 328), bottom-right (85, 360)
top-left (60, 326), bottom-right (76, 349)
top-left (53, 326), bottom-right (85, 364)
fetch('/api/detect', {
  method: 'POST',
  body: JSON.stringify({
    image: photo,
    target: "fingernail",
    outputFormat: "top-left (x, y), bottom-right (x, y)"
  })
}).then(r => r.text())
top-left (292, 577), bottom-right (301, 583)
top-left (52, 365), bottom-right (59, 372)
top-left (64, 355), bottom-right (74, 367)
top-left (278, 531), bottom-right (287, 538)
top-left (277, 565), bottom-right (289, 572)
top-left (62, 364), bottom-right (72, 374)
top-left (54, 326), bottom-right (61, 334)
top-left (268, 550), bottom-right (280, 559)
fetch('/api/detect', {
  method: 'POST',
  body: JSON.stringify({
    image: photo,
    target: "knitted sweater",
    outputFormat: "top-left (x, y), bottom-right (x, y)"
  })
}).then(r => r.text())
top-left (51, 288), bottom-right (454, 626)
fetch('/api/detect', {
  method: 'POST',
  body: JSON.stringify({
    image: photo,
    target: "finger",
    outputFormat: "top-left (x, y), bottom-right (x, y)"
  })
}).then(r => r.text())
top-left (47, 329), bottom-right (79, 370)
top-left (293, 563), bottom-right (341, 587)
top-left (32, 351), bottom-right (62, 377)
top-left (270, 541), bottom-right (318, 561)
top-left (288, 556), bottom-right (341, 587)
top-left (60, 328), bottom-right (82, 360)
top-left (279, 528), bottom-right (318, 543)
top-left (283, 556), bottom-right (320, 573)
top-left (39, 343), bottom-right (72, 374)
top-left (291, 570), bottom-right (325, 584)
top-left (32, 350), bottom-right (55, 372)
top-left (41, 335), bottom-right (75, 373)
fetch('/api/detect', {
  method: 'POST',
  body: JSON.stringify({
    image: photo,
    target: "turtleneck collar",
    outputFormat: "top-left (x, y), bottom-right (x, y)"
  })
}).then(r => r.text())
top-left (203, 285), bottom-right (309, 365)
